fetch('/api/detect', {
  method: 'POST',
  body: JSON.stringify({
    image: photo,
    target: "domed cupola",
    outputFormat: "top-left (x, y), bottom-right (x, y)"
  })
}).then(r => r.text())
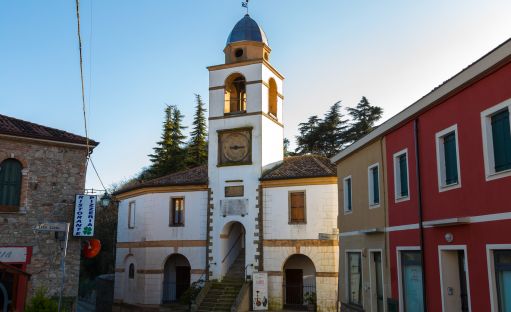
top-left (224, 14), bottom-right (271, 64)
top-left (226, 14), bottom-right (268, 45)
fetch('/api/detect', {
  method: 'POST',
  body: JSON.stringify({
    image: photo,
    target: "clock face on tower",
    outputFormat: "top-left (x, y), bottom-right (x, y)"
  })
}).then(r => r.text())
top-left (218, 128), bottom-right (252, 165)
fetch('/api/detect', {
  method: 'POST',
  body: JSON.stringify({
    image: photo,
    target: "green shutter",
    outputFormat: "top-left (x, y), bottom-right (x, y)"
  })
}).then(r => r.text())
top-left (491, 109), bottom-right (511, 172)
top-left (443, 132), bottom-right (459, 185)
top-left (0, 159), bottom-right (22, 207)
top-left (346, 178), bottom-right (352, 211)
top-left (372, 167), bottom-right (379, 204)
top-left (399, 154), bottom-right (408, 197)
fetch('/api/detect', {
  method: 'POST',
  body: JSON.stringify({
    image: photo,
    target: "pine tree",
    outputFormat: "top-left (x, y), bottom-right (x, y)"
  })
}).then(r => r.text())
top-left (317, 101), bottom-right (349, 157)
top-left (148, 105), bottom-right (187, 177)
top-left (346, 96), bottom-right (383, 143)
top-left (186, 94), bottom-right (208, 167)
top-left (295, 115), bottom-right (322, 155)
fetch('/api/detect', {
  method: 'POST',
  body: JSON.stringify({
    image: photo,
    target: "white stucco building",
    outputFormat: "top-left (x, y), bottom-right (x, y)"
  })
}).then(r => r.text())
top-left (113, 13), bottom-right (339, 311)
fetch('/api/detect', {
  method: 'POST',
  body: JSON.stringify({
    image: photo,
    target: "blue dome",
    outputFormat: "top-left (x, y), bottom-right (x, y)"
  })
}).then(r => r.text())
top-left (226, 14), bottom-right (268, 45)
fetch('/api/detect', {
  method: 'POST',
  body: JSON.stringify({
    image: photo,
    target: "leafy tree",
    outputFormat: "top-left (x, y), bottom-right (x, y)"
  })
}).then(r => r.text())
top-left (186, 94), bottom-right (208, 167)
top-left (283, 138), bottom-right (291, 157)
top-left (148, 105), bottom-right (187, 177)
top-left (346, 96), bottom-right (383, 143)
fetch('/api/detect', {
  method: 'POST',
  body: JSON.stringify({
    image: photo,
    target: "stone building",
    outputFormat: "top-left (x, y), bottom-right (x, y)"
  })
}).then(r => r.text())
top-left (113, 13), bottom-right (339, 312)
top-left (0, 113), bottom-right (98, 311)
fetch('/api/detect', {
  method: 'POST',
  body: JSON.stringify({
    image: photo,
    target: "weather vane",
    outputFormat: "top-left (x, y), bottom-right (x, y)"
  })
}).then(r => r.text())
top-left (241, 0), bottom-right (249, 14)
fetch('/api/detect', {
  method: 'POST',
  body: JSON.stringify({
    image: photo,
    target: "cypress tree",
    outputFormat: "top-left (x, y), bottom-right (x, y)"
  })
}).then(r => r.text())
top-left (186, 94), bottom-right (208, 167)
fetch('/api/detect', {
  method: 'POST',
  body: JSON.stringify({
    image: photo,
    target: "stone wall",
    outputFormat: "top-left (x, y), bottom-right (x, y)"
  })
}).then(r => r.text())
top-left (0, 136), bottom-right (90, 303)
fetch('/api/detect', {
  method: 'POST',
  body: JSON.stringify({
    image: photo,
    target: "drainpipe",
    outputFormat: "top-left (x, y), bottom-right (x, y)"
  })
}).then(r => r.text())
top-left (413, 118), bottom-right (428, 311)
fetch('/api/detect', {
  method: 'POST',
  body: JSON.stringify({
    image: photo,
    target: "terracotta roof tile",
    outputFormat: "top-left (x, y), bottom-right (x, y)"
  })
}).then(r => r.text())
top-left (0, 114), bottom-right (98, 146)
top-left (115, 165), bottom-right (208, 195)
top-left (261, 155), bottom-right (336, 180)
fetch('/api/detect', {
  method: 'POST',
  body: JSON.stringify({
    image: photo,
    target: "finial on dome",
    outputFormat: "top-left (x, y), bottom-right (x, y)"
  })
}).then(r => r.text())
top-left (241, 0), bottom-right (249, 15)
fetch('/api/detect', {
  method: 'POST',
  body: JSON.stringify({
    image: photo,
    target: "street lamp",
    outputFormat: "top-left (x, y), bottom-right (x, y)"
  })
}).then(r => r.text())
top-left (100, 192), bottom-right (111, 208)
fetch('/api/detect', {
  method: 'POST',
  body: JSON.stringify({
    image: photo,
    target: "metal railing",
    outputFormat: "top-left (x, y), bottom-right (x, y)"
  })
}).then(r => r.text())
top-left (282, 284), bottom-right (316, 307)
top-left (221, 233), bottom-right (243, 264)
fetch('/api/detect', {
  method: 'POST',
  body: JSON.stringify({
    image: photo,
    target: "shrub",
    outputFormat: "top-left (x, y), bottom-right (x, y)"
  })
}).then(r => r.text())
top-left (25, 288), bottom-right (58, 312)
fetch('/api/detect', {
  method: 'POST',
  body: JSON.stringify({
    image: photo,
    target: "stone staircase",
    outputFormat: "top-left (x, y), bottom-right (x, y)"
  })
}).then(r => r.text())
top-left (197, 250), bottom-right (245, 311)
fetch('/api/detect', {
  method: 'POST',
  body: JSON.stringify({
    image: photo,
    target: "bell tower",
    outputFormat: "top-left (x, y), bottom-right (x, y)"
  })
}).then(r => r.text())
top-left (206, 14), bottom-right (284, 280)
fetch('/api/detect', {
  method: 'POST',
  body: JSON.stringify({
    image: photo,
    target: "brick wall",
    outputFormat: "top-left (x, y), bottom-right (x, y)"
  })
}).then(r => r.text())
top-left (0, 136), bottom-right (90, 302)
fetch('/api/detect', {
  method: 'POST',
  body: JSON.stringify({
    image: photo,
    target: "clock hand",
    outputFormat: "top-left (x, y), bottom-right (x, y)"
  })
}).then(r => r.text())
top-left (230, 145), bottom-right (246, 150)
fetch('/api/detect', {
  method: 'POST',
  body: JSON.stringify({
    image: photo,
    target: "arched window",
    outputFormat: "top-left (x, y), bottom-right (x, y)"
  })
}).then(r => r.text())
top-left (129, 263), bottom-right (135, 279)
top-left (225, 74), bottom-right (247, 114)
top-left (268, 78), bottom-right (278, 117)
top-left (0, 158), bottom-right (22, 210)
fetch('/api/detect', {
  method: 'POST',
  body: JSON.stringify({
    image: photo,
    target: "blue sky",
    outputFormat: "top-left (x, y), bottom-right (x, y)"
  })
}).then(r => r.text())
top-left (1, 1), bottom-right (511, 190)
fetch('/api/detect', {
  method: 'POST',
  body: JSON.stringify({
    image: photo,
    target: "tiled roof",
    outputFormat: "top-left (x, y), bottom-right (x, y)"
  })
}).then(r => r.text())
top-left (261, 155), bottom-right (336, 180)
top-left (0, 114), bottom-right (98, 146)
top-left (114, 165), bottom-right (208, 195)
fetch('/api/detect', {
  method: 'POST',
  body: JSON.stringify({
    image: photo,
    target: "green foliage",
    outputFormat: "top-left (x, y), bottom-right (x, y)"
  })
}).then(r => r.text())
top-left (294, 97), bottom-right (383, 157)
top-left (25, 288), bottom-right (58, 312)
top-left (186, 94), bottom-right (208, 167)
top-left (148, 105), bottom-right (188, 178)
top-left (345, 96), bottom-right (383, 143)
top-left (179, 280), bottom-right (203, 305)
top-left (304, 291), bottom-right (317, 305)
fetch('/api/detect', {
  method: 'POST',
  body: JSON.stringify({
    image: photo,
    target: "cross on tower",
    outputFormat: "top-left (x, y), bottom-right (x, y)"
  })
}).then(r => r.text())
top-left (241, 0), bottom-right (249, 14)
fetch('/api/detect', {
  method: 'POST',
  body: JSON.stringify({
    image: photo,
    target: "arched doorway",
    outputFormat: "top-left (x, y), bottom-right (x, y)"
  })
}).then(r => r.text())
top-left (220, 221), bottom-right (246, 278)
top-left (162, 254), bottom-right (191, 303)
top-left (283, 254), bottom-right (316, 309)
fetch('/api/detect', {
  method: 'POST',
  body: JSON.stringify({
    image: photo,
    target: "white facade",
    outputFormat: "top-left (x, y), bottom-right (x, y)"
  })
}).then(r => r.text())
top-left (114, 14), bottom-right (339, 312)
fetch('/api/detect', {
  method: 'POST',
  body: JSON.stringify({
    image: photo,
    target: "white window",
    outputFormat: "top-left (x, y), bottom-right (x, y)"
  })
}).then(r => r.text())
top-left (435, 125), bottom-right (461, 191)
top-left (486, 244), bottom-right (511, 312)
top-left (128, 201), bottom-right (136, 229)
top-left (481, 99), bottom-right (511, 181)
top-left (343, 176), bottom-right (352, 213)
top-left (368, 163), bottom-right (380, 207)
top-left (393, 149), bottom-right (410, 202)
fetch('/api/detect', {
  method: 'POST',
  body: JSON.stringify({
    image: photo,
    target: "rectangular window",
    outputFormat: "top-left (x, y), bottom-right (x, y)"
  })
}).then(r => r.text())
top-left (491, 110), bottom-right (511, 172)
top-left (289, 191), bottom-right (306, 223)
top-left (400, 250), bottom-right (424, 312)
top-left (368, 164), bottom-right (380, 207)
top-left (347, 252), bottom-right (362, 306)
top-left (393, 149), bottom-right (410, 201)
top-left (435, 125), bottom-right (461, 191)
top-left (481, 100), bottom-right (511, 180)
top-left (170, 197), bottom-right (185, 226)
top-left (343, 176), bottom-right (352, 213)
top-left (128, 201), bottom-right (135, 229)
top-left (494, 250), bottom-right (511, 312)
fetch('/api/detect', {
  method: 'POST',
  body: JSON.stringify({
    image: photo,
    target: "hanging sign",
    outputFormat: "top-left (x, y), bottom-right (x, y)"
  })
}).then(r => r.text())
top-left (253, 272), bottom-right (268, 310)
top-left (33, 222), bottom-right (68, 232)
top-left (73, 194), bottom-right (97, 237)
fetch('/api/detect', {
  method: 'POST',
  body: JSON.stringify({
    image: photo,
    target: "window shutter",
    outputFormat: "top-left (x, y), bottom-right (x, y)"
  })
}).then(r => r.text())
top-left (443, 132), bottom-right (459, 184)
top-left (491, 109), bottom-right (511, 172)
top-left (399, 155), bottom-right (408, 197)
top-left (0, 159), bottom-right (22, 208)
top-left (372, 167), bottom-right (379, 204)
top-left (290, 192), bottom-right (305, 222)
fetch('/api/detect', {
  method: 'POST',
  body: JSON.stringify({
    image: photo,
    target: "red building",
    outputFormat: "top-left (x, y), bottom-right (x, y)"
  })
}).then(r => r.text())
top-left (333, 38), bottom-right (511, 311)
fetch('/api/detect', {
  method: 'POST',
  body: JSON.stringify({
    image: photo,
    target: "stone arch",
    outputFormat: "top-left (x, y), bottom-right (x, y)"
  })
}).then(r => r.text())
top-left (220, 221), bottom-right (246, 277)
top-left (162, 253), bottom-right (191, 303)
top-left (268, 78), bottom-right (278, 117)
top-left (282, 254), bottom-right (317, 308)
top-left (224, 73), bottom-right (247, 114)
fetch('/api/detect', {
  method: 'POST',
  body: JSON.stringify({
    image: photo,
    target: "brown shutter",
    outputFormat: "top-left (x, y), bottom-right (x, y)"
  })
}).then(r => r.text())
top-left (290, 192), bottom-right (305, 222)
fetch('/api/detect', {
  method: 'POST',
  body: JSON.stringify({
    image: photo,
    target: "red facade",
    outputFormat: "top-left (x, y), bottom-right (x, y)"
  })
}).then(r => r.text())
top-left (385, 55), bottom-right (511, 310)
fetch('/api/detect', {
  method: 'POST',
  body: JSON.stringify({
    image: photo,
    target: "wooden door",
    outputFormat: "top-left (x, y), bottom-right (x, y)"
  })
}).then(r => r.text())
top-left (175, 266), bottom-right (190, 300)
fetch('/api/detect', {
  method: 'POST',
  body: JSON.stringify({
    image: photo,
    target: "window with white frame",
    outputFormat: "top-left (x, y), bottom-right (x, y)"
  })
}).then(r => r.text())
top-left (393, 149), bottom-right (409, 201)
top-left (368, 163), bottom-right (380, 207)
top-left (435, 125), bottom-right (461, 190)
top-left (128, 201), bottom-right (136, 229)
top-left (481, 99), bottom-right (511, 180)
top-left (487, 246), bottom-right (511, 312)
top-left (343, 176), bottom-right (352, 213)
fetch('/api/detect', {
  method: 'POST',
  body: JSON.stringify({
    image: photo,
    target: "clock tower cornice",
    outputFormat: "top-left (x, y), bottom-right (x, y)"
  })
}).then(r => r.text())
top-left (207, 59), bottom-right (285, 81)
